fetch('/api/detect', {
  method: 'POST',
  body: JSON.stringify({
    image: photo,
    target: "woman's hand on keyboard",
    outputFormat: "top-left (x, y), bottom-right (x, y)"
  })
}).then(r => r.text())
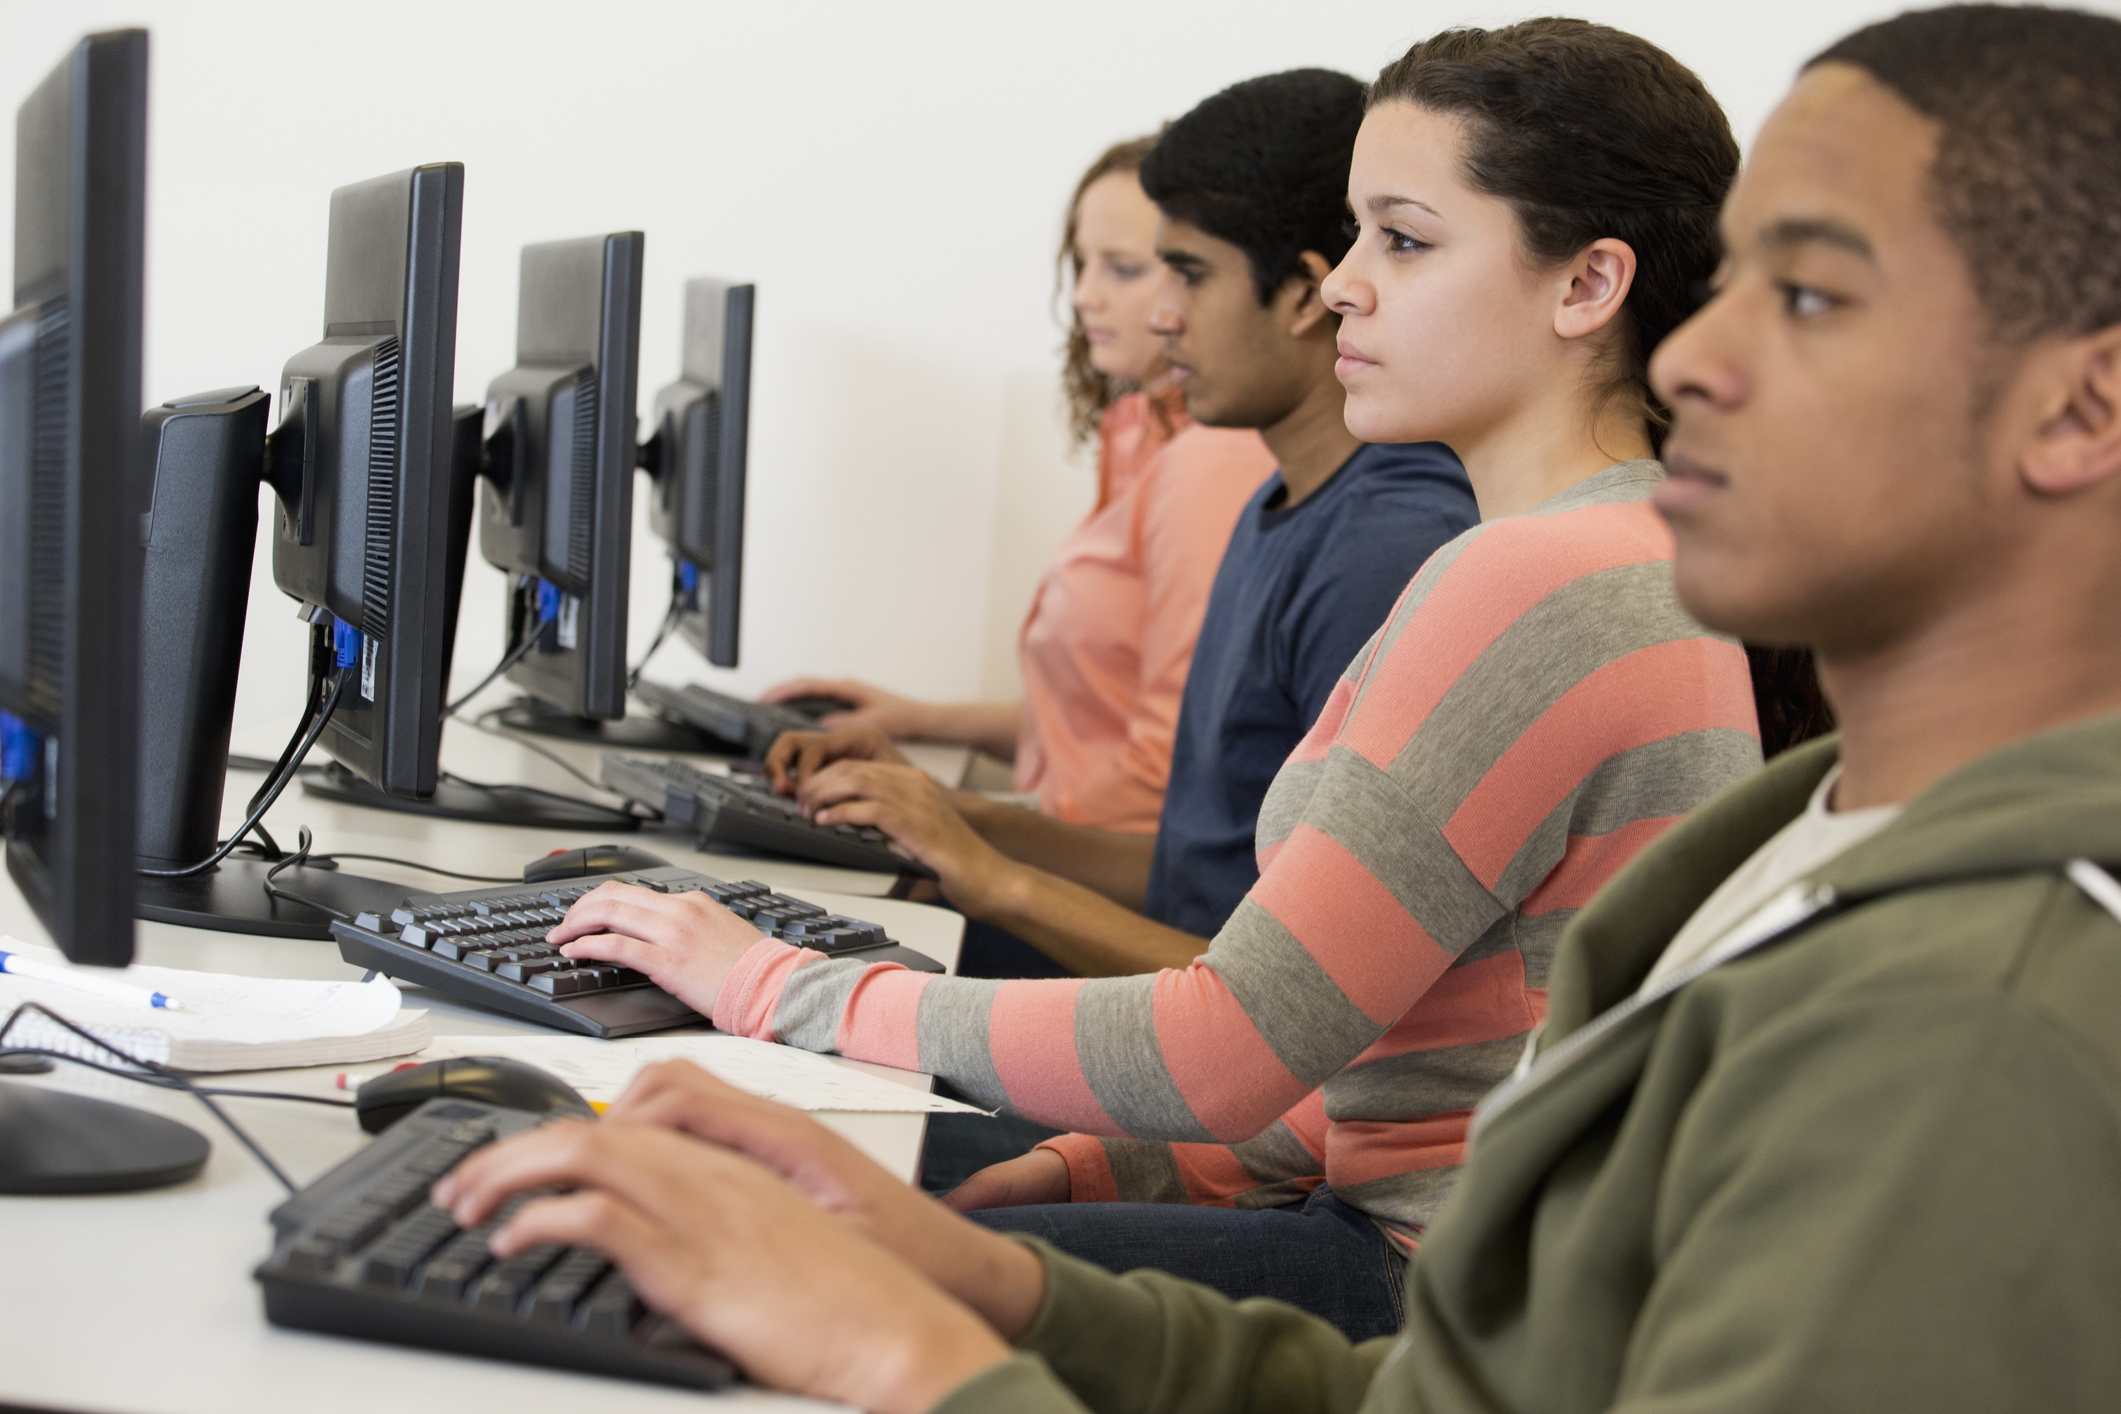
top-left (548, 881), bottom-right (765, 1017)
top-left (433, 1112), bottom-right (1018, 1414)
top-left (760, 676), bottom-right (931, 738)
top-left (762, 723), bottom-right (909, 795)
top-left (607, 1059), bottom-right (1049, 1340)
top-left (793, 761), bottom-right (1014, 911)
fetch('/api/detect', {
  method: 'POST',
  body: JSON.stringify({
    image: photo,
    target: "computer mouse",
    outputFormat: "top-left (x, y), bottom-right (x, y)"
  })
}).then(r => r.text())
top-left (780, 694), bottom-right (858, 720)
top-left (354, 1056), bottom-right (593, 1134)
top-left (522, 843), bottom-right (671, 884)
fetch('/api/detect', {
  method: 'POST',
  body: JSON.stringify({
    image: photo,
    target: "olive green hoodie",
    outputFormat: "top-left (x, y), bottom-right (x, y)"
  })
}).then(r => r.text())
top-left (937, 712), bottom-right (2121, 1413)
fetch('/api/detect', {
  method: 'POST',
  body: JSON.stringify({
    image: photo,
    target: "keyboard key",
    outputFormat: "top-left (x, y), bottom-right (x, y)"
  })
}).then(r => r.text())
top-left (359, 1206), bottom-right (459, 1289)
top-left (280, 1234), bottom-right (341, 1275)
top-left (314, 1200), bottom-right (392, 1252)
top-left (496, 957), bottom-right (569, 982)
top-left (527, 1248), bottom-right (609, 1322)
top-left (416, 1227), bottom-right (497, 1300)
top-left (530, 969), bottom-right (597, 997)
top-left (473, 1242), bottom-right (566, 1313)
top-left (576, 1269), bottom-right (641, 1336)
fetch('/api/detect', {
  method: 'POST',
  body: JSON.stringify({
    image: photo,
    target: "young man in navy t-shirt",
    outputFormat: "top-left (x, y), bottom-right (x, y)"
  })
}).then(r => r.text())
top-left (765, 69), bottom-right (1474, 976)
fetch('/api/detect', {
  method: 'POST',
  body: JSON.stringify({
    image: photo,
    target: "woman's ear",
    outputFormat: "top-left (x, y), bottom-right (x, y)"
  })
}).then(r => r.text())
top-left (2017, 326), bottom-right (2121, 497)
top-left (1554, 238), bottom-right (1638, 342)
top-left (1284, 250), bottom-right (1338, 337)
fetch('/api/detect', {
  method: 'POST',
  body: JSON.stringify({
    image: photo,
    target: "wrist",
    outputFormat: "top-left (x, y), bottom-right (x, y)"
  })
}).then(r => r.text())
top-left (934, 1224), bottom-right (1049, 1345)
top-left (946, 848), bottom-right (1032, 923)
top-left (868, 1304), bottom-right (1014, 1414)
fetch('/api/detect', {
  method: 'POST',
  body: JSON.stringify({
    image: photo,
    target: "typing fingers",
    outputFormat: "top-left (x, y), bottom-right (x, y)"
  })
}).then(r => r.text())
top-left (557, 930), bottom-right (663, 975)
top-left (548, 881), bottom-right (726, 947)
top-left (762, 730), bottom-right (817, 793)
top-left (792, 759), bottom-right (897, 813)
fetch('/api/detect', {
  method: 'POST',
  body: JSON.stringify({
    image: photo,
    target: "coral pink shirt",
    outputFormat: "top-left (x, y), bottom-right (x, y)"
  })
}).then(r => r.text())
top-left (1012, 391), bottom-right (1277, 832)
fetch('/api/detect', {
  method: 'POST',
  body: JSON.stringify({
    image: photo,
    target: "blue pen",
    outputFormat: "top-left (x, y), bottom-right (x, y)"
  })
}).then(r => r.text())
top-left (0, 946), bottom-right (185, 1010)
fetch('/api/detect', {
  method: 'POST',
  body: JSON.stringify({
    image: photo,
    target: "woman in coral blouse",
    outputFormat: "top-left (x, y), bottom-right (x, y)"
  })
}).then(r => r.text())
top-left (764, 136), bottom-right (1274, 834)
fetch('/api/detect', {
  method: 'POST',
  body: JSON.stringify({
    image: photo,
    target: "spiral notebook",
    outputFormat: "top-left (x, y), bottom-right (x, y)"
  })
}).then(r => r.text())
top-left (0, 940), bottom-right (429, 1072)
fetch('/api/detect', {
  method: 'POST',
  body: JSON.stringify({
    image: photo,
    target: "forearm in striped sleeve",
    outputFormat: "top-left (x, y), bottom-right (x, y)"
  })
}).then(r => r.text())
top-left (1037, 1089), bottom-right (1330, 1207)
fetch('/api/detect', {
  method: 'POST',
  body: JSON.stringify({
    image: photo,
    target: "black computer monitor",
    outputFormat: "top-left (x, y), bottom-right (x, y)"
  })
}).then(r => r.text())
top-left (134, 164), bottom-right (477, 938)
top-left (647, 277), bottom-right (753, 669)
top-left (475, 239), bottom-right (729, 757)
top-left (0, 28), bottom-right (213, 1199)
top-left (481, 233), bottom-right (642, 720)
top-left (272, 164), bottom-right (464, 796)
top-left (0, 28), bottom-right (147, 969)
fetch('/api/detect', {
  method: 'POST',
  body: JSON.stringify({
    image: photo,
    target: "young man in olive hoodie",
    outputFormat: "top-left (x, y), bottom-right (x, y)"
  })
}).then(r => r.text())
top-left (429, 8), bottom-right (2121, 1411)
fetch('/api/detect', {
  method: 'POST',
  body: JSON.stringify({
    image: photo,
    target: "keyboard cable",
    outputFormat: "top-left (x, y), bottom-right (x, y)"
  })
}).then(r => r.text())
top-left (260, 826), bottom-right (519, 922)
top-left (0, 1000), bottom-right (353, 1193)
top-left (461, 708), bottom-right (663, 822)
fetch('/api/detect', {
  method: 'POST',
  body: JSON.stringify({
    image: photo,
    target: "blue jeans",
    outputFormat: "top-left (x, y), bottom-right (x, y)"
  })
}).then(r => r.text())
top-left (968, 1189), bottom-right (1407, 1342)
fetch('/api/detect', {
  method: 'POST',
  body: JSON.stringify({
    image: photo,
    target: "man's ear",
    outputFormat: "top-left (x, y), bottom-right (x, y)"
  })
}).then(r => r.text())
top-left (2019, 326), bottom-right (2121, 497)
top-left (1281, 251), bottom-right (1338, 338)
top-left (1554, 238), bottom-right (1637, 342)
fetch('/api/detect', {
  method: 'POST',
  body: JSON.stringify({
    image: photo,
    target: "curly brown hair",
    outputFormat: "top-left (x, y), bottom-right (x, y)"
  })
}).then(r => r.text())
top-left (1059, 134), bottom-right (1160, 447)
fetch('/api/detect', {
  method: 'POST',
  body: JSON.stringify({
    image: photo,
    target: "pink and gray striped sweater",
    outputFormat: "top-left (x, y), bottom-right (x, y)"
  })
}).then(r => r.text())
top-left (713, 462), bottom-right (1762, 1235)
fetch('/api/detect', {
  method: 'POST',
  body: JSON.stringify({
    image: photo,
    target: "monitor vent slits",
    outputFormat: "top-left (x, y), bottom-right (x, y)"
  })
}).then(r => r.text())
top-left (697, 391), bottom-right (721, 555)
top-left (567, 369), bottom-right (598, 591)
top-left (361, 337), bottom-right (402, 639)
top-left (25, 298), bottom-right (69, 724)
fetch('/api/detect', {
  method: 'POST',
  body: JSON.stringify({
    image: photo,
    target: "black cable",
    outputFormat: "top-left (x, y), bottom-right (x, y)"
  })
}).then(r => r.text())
top-left (141, 672), bottom-right (352, 880)
top-left (0, 1001), bottom-right (303, 1192)
top-left (440, 633), bottom-right (539, 722)
top-left (261, 827), bottom-right (340, 919)
top-left (627, 587), bottom-right (682, 691)
top-left (0, 1046), bottom-right (357, 1108)
top-left (461, 709), bottom-right (662, 821)
top-left (245, 664), bottom-right (328, 818)
top-left (308, 853), bottom-right (516, 885)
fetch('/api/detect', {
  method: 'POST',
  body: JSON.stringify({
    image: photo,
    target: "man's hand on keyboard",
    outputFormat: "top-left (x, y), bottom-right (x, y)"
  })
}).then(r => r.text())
top-left (793, 761), bottom-right (1011, 908)
top-left (607, 1059), bottom-right (1049, 1338)
top-left (761, 723), bottom-right (909, 794)
top-left (431, 1113), bottom-right (1014, 1414)
top-left (548, 881), bottom-right (763, 1016)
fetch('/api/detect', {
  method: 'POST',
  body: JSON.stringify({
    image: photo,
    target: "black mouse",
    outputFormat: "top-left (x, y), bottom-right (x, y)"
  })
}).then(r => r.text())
top-left (780, 694), bottom-right (858, 720)
top-left (354, 1056), bottom-right (593, 1134)
top-left (522, 843), bottom-right (671, 884)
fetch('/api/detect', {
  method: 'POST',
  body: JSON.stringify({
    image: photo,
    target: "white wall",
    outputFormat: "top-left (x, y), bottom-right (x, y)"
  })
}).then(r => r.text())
top-left (6, 0), bottom-right (2117, 751)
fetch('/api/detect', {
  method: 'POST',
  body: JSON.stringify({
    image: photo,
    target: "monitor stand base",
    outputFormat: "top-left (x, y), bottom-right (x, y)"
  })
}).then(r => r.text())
top-left (299, 760), bottom-right (640, 833)
top-left (136, 856), bottom-right (408, 942)
top-left (492, 696), bottom-right (728, 754)
top-left (0, 1082), bottom-right (211, 1195)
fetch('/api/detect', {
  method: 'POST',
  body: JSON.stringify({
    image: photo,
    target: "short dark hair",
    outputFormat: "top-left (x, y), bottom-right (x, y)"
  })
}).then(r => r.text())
top-left (1810, 4), bottom-right (2121, 345)
top-left (1140, 69), bottom-right (1366, 304)
top-left (1370, 19), bottom-right (1738, 449)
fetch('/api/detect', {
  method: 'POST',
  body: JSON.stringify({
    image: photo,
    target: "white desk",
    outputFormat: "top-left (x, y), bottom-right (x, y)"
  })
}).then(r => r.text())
top-left (0, 749), bottom-right (964, 1414)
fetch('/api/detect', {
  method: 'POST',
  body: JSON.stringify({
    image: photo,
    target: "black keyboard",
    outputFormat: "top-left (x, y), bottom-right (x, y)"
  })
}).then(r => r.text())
top-left (257, 1097), bottom-right (734, 1390)
top-left (330, 864), bottom-right (944, 1038)
top-left (635, 678), bottom-right (820, 756)
top-left (601, 753), bottom-right (936, 879)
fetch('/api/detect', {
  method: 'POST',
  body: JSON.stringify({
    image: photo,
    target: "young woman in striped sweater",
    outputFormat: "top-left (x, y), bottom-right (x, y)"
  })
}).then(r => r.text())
top-left (547, 20), bottom-right (1767, 1343)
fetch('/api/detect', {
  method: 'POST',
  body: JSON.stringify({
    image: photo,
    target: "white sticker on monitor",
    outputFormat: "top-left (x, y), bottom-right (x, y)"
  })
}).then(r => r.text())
top-left (360, 635), bottom-right (377, 701)
top-left (558, 594), bottom-right (579, 650)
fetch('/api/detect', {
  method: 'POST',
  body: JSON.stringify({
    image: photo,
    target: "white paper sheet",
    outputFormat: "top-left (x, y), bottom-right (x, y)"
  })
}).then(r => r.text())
top-left (0, 938), bottom-right (421, 1069)
top-left (0, 939), bottom-right (402, 1042)
top-left (409, 1033), bottom-right (987, 1114)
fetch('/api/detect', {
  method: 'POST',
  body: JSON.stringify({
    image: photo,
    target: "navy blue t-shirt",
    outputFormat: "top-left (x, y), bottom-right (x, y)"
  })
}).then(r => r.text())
top-left (1141, 441), bottom-right (1476, 937)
